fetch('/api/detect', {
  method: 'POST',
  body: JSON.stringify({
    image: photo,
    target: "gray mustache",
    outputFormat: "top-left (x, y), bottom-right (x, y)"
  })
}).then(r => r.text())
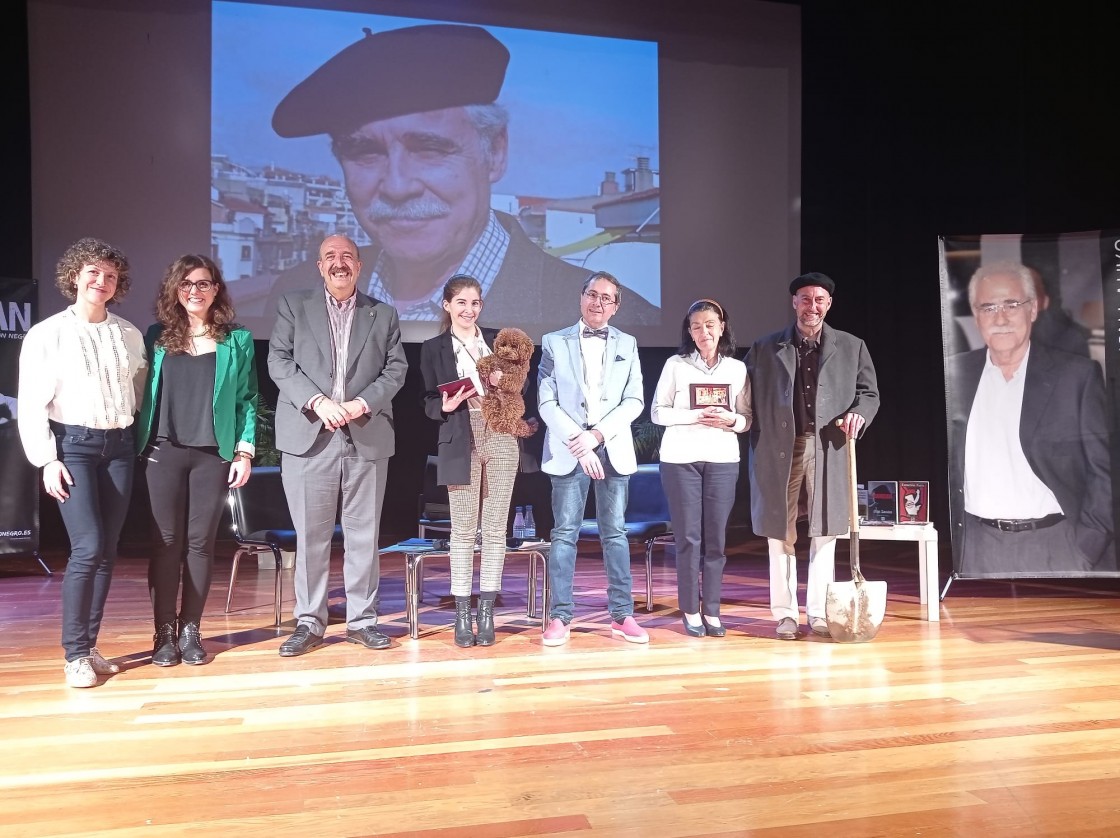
top-left (363, 197), bottom-right (450, 223)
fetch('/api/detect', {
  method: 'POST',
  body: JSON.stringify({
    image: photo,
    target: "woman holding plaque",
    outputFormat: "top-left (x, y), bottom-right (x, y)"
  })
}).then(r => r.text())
top-left (651, 299), bottom-right (751, 637)
top-left (419, 275), bottom-right (536, 649)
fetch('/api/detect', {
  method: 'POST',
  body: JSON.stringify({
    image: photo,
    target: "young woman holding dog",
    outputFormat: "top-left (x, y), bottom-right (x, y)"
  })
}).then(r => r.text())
top-left (419, 274), bottom-right (536, 648)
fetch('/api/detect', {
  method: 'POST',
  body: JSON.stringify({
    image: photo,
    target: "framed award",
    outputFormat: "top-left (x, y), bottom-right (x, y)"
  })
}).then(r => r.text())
top-left (689, 383), bottom-right (731, 410)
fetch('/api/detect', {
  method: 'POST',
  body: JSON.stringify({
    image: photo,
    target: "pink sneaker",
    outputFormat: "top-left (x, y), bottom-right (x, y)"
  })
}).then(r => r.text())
top-left (610, 616), bottom-right (649, 644)
top-left (542, 618), bottom-right (570, 647)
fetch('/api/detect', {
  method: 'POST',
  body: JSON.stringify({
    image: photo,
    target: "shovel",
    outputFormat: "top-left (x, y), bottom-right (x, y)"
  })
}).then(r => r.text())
top-left (825, 436), bottom-right (887, 642)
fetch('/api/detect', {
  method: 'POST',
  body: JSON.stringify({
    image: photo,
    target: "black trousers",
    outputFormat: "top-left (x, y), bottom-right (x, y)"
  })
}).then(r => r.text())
top-left (660, 460), bottom-right (738, 616)
top-left (145, 440), bottom-right (228, 625)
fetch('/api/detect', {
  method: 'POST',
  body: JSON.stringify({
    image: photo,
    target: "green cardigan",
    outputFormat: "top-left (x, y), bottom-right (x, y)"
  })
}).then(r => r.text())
top-left (136, 324), bottom-right (259, 461)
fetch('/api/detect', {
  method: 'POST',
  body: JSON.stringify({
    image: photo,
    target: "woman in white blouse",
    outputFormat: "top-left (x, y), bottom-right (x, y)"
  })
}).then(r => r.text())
top-left (18, 238), bottom-right (147, 687)
top-left (651, 299), bottom-right (751, 637)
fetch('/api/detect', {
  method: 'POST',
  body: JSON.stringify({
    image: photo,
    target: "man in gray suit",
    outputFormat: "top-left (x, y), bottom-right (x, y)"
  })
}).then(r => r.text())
top-left (537, 271), bottom-right (647, 646)
top-left (268, 234), bottom-right (408, 656)
top-left (747, 272), bottom-right (879, 640)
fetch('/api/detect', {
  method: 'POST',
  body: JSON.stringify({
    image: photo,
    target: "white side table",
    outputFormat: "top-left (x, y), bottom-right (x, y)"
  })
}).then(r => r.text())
top-left (837, 523), bottom-right (940, 621)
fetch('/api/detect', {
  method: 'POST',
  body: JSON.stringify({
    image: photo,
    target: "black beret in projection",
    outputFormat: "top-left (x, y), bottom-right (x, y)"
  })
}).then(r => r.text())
top-left (272, 24), bottom-right (510, 139)
top-left (789, 272), bottom-right (836, 296)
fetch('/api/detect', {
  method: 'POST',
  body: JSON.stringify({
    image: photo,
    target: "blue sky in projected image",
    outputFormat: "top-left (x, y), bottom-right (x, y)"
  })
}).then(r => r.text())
top-left (212, 2), bottom-right (659, 199)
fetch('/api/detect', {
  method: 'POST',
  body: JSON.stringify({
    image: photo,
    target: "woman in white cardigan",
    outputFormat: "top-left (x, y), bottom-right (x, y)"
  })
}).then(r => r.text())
top-left (18, 238), bottom-right (147, 687)
top-left (651, 299), bottom-right (751, 637)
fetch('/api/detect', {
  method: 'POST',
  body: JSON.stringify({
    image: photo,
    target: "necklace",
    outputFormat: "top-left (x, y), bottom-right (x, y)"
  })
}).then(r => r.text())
top-left (451, 329), bottom-right (482, 363)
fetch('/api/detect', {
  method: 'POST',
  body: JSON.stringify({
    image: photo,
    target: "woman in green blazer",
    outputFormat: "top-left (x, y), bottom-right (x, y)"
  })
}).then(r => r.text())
top-left (137, 254), bottom-right (257, 666)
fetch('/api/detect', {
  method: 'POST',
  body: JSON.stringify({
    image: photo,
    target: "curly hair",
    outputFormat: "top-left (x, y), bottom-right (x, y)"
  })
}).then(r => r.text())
top-left (678, 298), bottom-right (736, 358)
top-left (155, 254), bottom-right (239, 354)
top-left (54, 237), bottom-right (131, 303)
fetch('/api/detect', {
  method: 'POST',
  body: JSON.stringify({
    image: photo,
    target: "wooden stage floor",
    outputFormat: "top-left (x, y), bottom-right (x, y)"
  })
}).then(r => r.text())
top-left (2, 540), bottom-right (1120, 836)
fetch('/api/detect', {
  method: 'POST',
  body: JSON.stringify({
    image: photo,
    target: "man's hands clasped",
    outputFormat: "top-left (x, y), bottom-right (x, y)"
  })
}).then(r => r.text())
top-left (567, 429), bottom-right (605, 479)
top-left (314, 396), bottom-right (366, 430)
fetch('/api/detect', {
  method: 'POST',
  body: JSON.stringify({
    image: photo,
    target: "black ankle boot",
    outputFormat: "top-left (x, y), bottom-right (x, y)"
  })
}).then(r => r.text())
top-left (178, 621), bottom-right (207, 665)
top-left (152, 622), bottom-right (180, 667)
top-left (453, 597), bottom-right (476, 647)
top-left (476, 597), bottom-right (496, 647)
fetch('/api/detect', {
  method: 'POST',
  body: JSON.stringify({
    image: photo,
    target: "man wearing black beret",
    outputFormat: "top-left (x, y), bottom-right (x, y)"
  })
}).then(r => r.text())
top-left (746, 272), bottom-right (879, 640)
top-left (267, 23), bottom-right (658, 328)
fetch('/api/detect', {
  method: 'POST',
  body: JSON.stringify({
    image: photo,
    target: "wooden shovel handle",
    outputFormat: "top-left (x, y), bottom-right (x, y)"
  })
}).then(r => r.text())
top-left (847, 435), bottom-right (865, 584)
top-left (847, 436), bottom-right (859, 535)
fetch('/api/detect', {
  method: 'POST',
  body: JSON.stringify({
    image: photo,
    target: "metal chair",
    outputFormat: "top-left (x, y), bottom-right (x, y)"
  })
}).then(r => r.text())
top-left (224, 466), bottom-right (292, 626)
top-left (575, 463), bottom-right (672, 612)
top-left (224, 466), bottom-right (342, 626)
top-left (417, 455), bottom-right (452, 538)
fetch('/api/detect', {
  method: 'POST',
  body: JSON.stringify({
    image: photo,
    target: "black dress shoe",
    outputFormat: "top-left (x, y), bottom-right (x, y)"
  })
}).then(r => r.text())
top-left (279, 625), bottom-right (323, 657)
top-left (702, 616), bottom-right (727, 638)
top-left (345, 626), bottom-right (391, 650)
top-left (682, 618), bottom-right (706, 638)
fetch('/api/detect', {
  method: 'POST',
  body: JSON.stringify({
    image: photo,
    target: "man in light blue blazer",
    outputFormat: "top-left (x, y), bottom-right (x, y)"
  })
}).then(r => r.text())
top-left (268, 234), bottom-right (407, 656)
top-left (538, 272), bottom-right (647, 646)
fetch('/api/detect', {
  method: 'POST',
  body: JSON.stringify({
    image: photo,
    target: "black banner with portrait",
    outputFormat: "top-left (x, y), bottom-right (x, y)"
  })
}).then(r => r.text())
top-left (0, 277), bottom-right (38, 557)
top-left (940, 232), bottom-right (1120, 578)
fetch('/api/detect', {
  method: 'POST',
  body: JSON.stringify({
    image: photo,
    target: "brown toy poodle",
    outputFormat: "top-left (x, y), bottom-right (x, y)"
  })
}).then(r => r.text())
top-left (476, 327), bottom-right (536, 438)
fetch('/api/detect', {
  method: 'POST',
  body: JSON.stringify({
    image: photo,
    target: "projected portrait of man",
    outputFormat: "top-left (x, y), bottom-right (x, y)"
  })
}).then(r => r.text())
top-left (947, 261), bottom-right (1116, 575)
top-left (268, 24), bottom-right (658, 326)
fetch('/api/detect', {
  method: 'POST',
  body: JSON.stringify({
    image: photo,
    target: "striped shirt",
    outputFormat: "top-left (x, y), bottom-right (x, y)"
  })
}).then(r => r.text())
top-left (324, 289), bottom-right (356, 403)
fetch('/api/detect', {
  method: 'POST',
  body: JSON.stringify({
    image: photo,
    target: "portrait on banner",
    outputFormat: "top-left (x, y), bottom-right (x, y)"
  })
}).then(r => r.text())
top-left (940, 232), bottom-right (1120, 578)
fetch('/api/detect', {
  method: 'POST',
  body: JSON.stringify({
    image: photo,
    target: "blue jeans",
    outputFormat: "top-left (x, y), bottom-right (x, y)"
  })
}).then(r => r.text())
top-left (548, 454), bottom-right (632, 623)
top-left (52, 423), bottom-right (135, 661)
top-left (660, 461), bottom-right (739, 616)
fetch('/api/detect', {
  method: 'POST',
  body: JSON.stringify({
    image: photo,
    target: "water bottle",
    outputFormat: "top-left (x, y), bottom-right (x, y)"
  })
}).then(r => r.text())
top-left (513, 506), bottom-right (526, 539)
top-left (524, 505), bottom-right (536, 539)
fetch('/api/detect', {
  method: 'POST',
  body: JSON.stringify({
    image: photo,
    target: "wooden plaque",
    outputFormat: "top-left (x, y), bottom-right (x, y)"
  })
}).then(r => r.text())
top-left (689, 382), bottom-right (731, 410)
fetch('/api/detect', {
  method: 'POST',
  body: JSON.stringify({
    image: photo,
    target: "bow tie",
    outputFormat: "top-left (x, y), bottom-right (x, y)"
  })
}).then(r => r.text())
top-left (582, 327), bottom-right (608, 339)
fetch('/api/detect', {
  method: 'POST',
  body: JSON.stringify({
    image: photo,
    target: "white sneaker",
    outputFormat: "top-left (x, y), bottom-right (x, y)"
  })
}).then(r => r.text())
top-left (64, 657), bottom-right (98, 688)
top-left (88, 647), bottom-right (120, 675)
